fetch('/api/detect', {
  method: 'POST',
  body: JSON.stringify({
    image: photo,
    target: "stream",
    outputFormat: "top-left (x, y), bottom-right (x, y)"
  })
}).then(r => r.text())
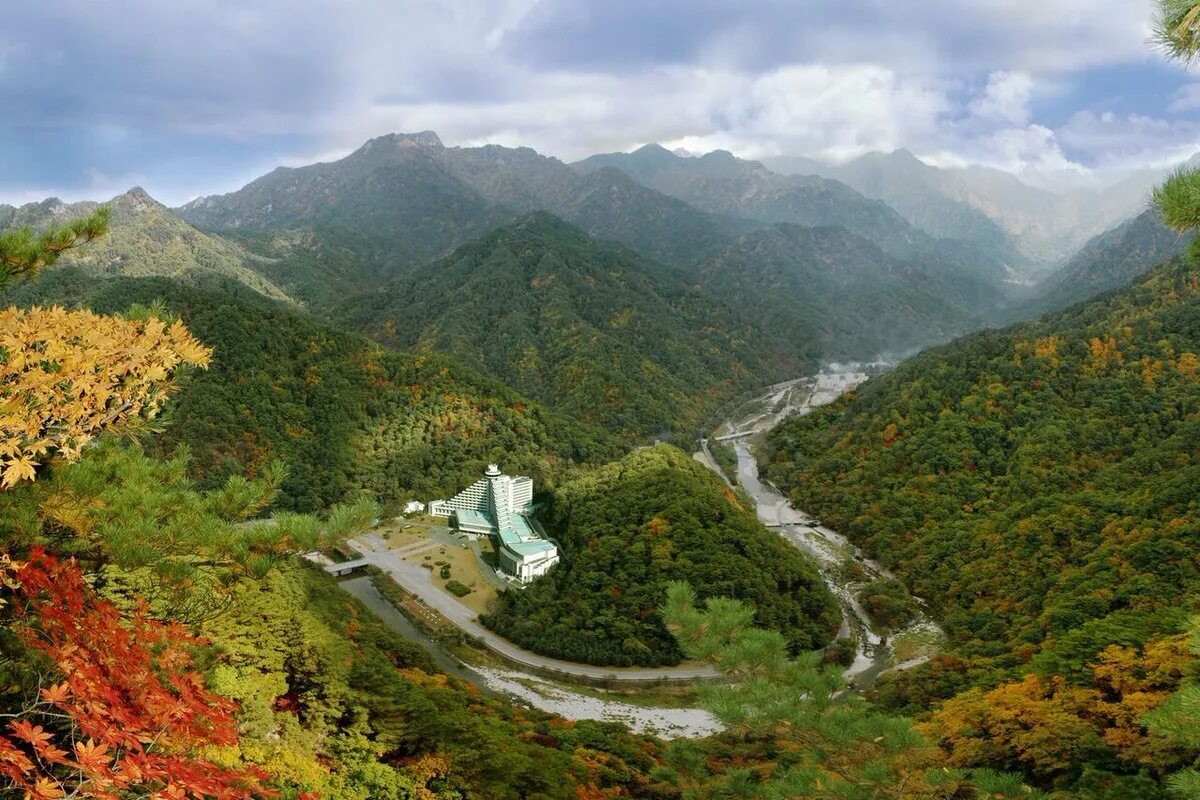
top-left (340, 368), bottom-right (938, 735)
top-left (341, 576), bottom-right (721, 738)
top-left (702, 370), bottom-right (946, 687)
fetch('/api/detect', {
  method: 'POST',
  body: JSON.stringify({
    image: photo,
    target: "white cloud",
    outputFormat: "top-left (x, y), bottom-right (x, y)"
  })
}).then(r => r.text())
top-left (0, 0), bottom-right (1185, 202)
top-left (968, 71), bottom-right (1034, 127)
top-left (1059, 109), bottom-right (1200, 169)
top-left (1169, 83), bottom-right (1200, 112)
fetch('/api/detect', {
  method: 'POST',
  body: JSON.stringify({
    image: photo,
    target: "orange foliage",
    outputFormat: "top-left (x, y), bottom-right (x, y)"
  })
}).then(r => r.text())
top-left (1085, 335), bottom-right (1123, 374)
top-left (923, 635), bottom-right (1191, 778)
top-left (0, 550), bottom-right (272, 799)
top-left (0, 306), bottom-right (211, 487)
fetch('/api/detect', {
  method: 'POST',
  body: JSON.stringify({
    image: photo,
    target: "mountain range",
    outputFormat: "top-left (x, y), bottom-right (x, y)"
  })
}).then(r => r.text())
top-left (5, 130), bottom-right (1193, 445)
top-left (767, 148), bottom-right (1195, 268)
top-left (0, 188), bottom-right (293, 301)
top-left (338, 212), bottom-right (798, 437)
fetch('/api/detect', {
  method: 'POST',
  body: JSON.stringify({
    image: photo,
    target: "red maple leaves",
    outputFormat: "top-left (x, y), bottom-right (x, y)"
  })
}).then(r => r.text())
top-left (0, 549), bottom-right (276, 799)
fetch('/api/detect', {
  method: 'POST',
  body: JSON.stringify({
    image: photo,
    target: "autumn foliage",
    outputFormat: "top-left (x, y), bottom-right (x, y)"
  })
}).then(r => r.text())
top-left (0, 305), bottom-right (211, 488)
top-left (0, 550), bottom-right (272, 799)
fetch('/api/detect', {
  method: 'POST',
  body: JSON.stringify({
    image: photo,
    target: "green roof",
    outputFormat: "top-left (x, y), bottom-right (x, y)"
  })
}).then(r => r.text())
top-left (456, 509), bottom-right (495, 529)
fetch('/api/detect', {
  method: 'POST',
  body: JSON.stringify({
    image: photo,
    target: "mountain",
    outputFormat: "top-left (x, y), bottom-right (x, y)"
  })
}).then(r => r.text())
top-left (176, 132), bottom-right (1011, 361)
top-left (573, 144), bottom-right (1019, 299)
top-left (574, 144), bottom-right (928, 256)
top-left (693, 224), bottom-right (982, 359)
top-left (178, 132), bottom-right (760, 306)
top-left (1030, 209), bottom-right (1192, 314)
top-left (0, 188), bottom-right (293, 302)
top-left (764, 252), bottom-right (1200, 724)
top-left (769, 149), bottom-right (1194, 267)
top-left (337, 213), bottom-right (798, 438)
top-left (3, 267), bottom-right (619, 511)
top-left (481, 445), bottom-right (840, 666)
top-left (781, 149), bottom-right (1032, 276)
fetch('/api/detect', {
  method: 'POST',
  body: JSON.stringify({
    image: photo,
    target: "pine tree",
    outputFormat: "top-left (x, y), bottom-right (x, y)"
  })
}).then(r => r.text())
top-left (0, 207), bottom-right (109, 288)
top-left (1143, 618), bottom-right (1200, 798)
top-left (1154, 2), bottom-right (1200, 251)
top-left (659, 582), bottom-right (1043, 799)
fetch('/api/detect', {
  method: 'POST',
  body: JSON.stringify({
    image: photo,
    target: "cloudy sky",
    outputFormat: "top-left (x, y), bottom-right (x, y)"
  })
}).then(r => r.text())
top-left (1, 0), bottom-right (1195, 205)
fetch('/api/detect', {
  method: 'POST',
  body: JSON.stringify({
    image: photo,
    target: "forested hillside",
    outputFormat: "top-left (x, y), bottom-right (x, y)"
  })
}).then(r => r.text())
top-left (0, 442), bottom-right (664, 799)
top-left (0, 188), bottom-right (293, 301)
top-left (764, 254), bottom-right (1200, 790)
top-left (1030, 209), bottom-right (1192, 315)
top-left (178, 132), bottom-right (758, 308)
top-left (573, 144), bottom-right (1017, 299)
top-left (6, 268), bottom-right (618, 510)
top-left (339, 213), bottom-right (798, 438)
top-left (482, 445), bottom-right (840, 666)
top-left (695, 224), bottom-right (981, 359)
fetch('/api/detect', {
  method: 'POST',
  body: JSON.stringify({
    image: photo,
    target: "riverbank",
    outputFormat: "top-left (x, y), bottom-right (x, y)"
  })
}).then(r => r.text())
top-left (699, 370), bottom-right (946, 688)
top-left (347, 531), bottom-right (721, 685)
top-left (339, 574), bottom-right (722, 738)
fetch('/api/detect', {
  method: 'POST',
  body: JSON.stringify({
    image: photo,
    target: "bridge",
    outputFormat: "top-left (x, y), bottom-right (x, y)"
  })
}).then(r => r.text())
top-left (322, 557), bottom-right (370, 576)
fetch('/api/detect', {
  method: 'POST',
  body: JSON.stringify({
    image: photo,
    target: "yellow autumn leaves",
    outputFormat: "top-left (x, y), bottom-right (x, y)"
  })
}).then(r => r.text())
top-left (0, 305), bottom-right (211, 488)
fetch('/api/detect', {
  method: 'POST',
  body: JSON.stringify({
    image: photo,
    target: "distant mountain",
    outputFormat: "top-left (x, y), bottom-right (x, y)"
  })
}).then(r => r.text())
top-left (0, 188), bottom-right (293, 302)
top-left (573, 144), bottom-right (1018, 296)
top-left (694, 224), bottom-right (982, 360)
top-left (178, 132), bottom-right (759, 306)
top-left (767, 149), bottom-right (1196, 266)
top-left (338, 213), bottom-right (799, 438)
top-left (574, 145), bottom-right (926, 256)
top-left (1029, 209), bottom-right (1191, 314)
top-left (776, 149), bottom-right (1031, 276)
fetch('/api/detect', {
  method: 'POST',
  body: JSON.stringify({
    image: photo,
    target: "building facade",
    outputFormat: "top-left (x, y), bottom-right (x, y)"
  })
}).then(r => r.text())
top-left (430, 465), bottom-right (558, 582)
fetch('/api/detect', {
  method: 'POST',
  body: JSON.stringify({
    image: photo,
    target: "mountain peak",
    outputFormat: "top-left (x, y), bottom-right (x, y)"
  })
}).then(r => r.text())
top-left (698, 149), bottom-right (737, 162)
top-left (361, 130), bottom-right (444, 153)
top-left (112, 186), bottom-right (164, 214)
top-left (633, 142), bottom-right (672, 155)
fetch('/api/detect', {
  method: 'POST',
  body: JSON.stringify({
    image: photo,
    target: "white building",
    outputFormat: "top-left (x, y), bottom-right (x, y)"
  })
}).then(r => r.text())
top-left (429, 465), bottom-right (558, 582)
top-left (403, 501), bottom-right (426, 515)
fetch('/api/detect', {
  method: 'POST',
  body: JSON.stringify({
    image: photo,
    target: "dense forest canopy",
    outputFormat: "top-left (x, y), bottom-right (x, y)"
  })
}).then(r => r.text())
top-left (0, 218), bottom-right (667, 798)
top-left (483, 445), bottom-right (840, 666)
top-left (764, 255), bottom-right (1200, 791)
top-left (4, 268), bottom-right (619, 511)
top-left (339, 213), bottom-right (800, 439)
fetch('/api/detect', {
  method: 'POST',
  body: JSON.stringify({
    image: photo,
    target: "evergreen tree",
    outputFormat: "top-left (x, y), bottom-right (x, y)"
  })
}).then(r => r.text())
top-left (0, 207), bottom-right (109, 287)
top-left (659, 582), bottom-right (1042, 799)
top-left (1144, 617), bottom-right (1200, 798)
top-left (1154, 1), bottom-right (1200, 254)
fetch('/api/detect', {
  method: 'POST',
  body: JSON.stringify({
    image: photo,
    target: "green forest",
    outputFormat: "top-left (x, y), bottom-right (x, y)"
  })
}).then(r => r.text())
top-left (482, 446), bottom-right (839, 666)
top-left (0, 440), bottom-right (665, 799)
top-left (765, 255), bottom-right (1200, 792)
top-left (4, 268), bottom-right (619, 511)
top-left (338, 213), bottom-right (800, 439)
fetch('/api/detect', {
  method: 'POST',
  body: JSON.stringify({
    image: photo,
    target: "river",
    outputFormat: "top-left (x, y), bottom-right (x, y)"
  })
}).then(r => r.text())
top-left (341, 575), bottom-right (721, 738)
top-left (703, 370), bottom-right (945, 687)
top-left (339, 368), bottom-right (935, 734)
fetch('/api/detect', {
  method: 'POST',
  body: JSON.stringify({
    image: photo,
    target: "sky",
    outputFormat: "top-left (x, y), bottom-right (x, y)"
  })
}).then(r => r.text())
top-left (1, 0), bottom-right (1196, 206)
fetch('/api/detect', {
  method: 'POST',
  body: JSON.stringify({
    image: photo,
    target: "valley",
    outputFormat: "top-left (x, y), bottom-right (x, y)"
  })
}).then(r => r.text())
top-left (700, 370), bottom-right (945, 687)
top-left (6, 8), bottom-right (1200, 792)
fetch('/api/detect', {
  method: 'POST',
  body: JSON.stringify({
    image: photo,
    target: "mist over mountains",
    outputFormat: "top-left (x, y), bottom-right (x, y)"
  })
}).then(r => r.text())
top-left (4, 129), bottom-right (1194, 441)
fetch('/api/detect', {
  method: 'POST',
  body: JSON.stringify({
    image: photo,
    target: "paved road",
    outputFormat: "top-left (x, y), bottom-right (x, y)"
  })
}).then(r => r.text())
top-left (693, 439), bottom-right (732, 487)
top-left (348, 533), bottom-right (719, 682)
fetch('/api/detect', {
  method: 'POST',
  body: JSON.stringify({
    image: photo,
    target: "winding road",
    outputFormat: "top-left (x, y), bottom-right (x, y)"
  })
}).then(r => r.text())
top-left (341, 368), bottom-right (936, 690)
top-left (347, 533), bottom-right (719, 682)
